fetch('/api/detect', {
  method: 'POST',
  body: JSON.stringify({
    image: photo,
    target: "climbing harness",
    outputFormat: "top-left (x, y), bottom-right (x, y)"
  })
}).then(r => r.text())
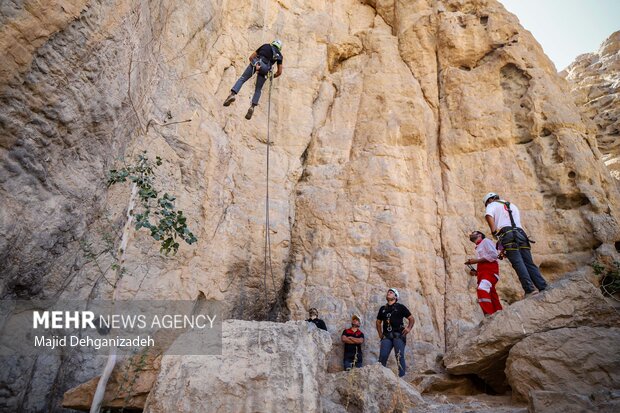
top-left (496, 201), bottom-right (535, 251)
top-left (252, 56), bottom-right (272, 77)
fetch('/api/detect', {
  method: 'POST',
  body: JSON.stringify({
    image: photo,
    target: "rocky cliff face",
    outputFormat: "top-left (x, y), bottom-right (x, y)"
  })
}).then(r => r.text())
top-left (1, 0), bottom-right (619, 411)
top-left (561, 31), bottom-right (620, 182)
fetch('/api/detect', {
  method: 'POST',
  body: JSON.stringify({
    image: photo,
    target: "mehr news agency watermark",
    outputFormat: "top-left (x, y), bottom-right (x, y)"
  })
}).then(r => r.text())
top-left (32, 310), bottom-right (217, 350)
top-left (0, 300), bottom-right (223, 356)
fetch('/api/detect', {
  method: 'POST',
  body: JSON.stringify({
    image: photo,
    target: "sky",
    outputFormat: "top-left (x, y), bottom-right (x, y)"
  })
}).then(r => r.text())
top-left (501, 0), bottom-right (620, 70)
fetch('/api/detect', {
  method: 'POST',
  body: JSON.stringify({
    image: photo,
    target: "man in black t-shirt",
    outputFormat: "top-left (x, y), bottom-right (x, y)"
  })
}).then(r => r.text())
top-left (223, 39), bottom-right (284, 120)
top-left (376, 288), bottom-right (414, 377)
top-left (341, 314), bottom-right (364, 370)
top-left (305, 307), bottom-right (327, 331)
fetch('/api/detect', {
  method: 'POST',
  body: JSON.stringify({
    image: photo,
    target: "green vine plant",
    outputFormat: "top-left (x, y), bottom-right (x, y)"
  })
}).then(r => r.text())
top-left (107, 152), bottom-right (198, 255)
top-left (592, 260), bottom-right (620, 299)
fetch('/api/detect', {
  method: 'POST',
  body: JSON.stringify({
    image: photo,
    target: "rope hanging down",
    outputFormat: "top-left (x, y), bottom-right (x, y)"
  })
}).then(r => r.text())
top-left (263, 71), bottom-right (277, 300)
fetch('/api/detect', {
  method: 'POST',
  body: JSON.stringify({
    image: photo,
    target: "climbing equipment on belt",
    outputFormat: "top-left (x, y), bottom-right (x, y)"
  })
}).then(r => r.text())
top-left (252, 56), bottom-right (272, 77)
top-left (495, 200), bottom-right (535, 251)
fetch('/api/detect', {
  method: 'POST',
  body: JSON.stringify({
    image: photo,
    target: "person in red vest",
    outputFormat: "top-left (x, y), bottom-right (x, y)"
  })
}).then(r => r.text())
top-left (465, 230), bottom-right (503, 316)
top-left (341, 314), bottom-right (364, 370)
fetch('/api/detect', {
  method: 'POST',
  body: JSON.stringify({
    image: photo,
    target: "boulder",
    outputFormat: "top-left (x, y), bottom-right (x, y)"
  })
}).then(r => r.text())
top-left (444, 273), bottom-right (620, 391)
top-left (62, 353), bottom-right (161, 411)
top-left (62, 352), bottom-right (161, 411)
top-left (144, 320), bottom-right (331, 413)
top-left (506, 326), bottom-right (620, 402)
top-left (321, 364), bottom-right (426, 413)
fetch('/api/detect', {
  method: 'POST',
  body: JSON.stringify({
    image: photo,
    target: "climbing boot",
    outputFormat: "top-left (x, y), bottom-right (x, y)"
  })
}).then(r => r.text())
top-left (245, 105), bottom-right (255, 120)
top-left (223, 92), bottom-right (236, 107)
top-left (524, 290), bottom-right (539, 298)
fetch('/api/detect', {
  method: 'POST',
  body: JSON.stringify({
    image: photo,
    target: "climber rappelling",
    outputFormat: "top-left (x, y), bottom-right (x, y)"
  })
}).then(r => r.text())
top-left (223, 39), bottom-right (283, 120)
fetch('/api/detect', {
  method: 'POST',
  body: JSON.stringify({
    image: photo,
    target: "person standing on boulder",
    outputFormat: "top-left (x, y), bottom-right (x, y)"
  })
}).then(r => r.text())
top-left (222, 39), bottom-right (283, 120)
top-left (306, 307), bottom-right (328, 331)
top-left (376, 288), bottom-right (414, 377)
top-left (341, 314), bottom-right (365, 370)
top-left (465, 230), bottom-right (503, 316)
top-left (483, 192), bottom-right (548, 297)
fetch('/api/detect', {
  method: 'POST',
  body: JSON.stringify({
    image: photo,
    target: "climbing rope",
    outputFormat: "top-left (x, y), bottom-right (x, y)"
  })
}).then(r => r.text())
top-left (263, 71), bottom-right (277, 301)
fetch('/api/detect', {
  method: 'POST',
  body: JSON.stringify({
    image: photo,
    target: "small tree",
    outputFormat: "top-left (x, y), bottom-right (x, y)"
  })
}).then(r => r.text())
top-left (90, 152), bottom-right (197, 413)
top-left (107, 152), bottom-right (197, 254)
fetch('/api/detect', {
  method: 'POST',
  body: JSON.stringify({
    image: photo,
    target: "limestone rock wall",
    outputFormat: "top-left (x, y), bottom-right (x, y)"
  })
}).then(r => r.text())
top-left (1, 0), bottom-right (620, 411)
top-left (0, 0), bottom-right (163, 299)
top-left (561, 31), bottom-right (620, 181)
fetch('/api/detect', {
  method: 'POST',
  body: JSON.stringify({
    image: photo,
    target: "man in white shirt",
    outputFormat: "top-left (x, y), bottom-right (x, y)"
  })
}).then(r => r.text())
top-left (483, 192), bottom-right (548, 297)
top-left (465, 231), bottom-right (503, 315)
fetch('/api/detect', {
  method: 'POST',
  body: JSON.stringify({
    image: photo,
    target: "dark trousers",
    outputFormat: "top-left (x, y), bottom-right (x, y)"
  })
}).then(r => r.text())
top-left (379, 337), bottom-right (407, 377)
top-left (505, 248), bottom-right (548, 293)
top-left (343, 355), bottom-right (362, 370)
top-left (500, 227), bottom-right (548, 294)
top-left (231, 64), bottom-right (267, 106)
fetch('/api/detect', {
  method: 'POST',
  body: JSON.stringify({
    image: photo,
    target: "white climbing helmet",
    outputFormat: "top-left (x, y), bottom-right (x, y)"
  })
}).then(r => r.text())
top-left (388, 288), bottom-right (399, 299)
top-left (271, 39), bottom-right (282, 50)
top-left (483, 192), bottom-right (499, 205)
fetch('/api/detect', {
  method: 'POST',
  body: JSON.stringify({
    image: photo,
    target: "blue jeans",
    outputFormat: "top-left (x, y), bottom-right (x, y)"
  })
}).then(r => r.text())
top-left (343, 356), bottom-right (362, 370)
top-left (379, 337), bottom-right (407, 377)
top-left (500, 227), bottom-right (548, 294)
top-left (505, 248), bottom-right (548, 293)
top-left (231, 63), bottom-right (267, 106)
